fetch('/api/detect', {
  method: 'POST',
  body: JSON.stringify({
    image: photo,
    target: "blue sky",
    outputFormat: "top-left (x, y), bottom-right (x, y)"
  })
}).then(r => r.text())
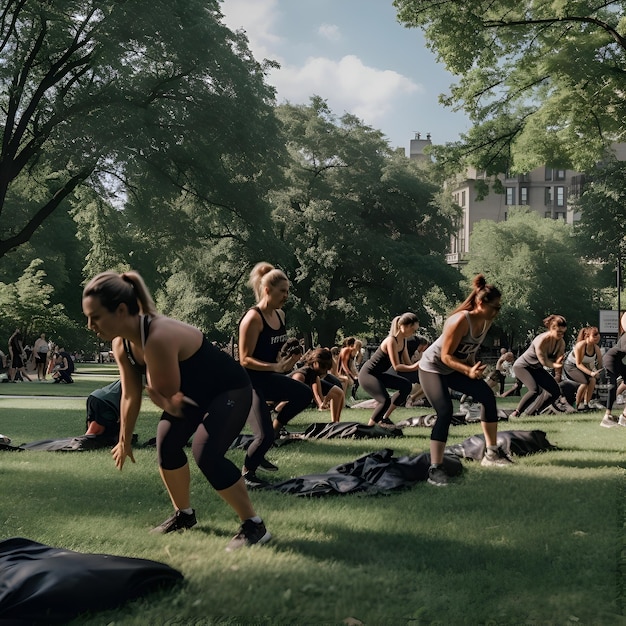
top-left (220, 0), bottom-right (471, 155)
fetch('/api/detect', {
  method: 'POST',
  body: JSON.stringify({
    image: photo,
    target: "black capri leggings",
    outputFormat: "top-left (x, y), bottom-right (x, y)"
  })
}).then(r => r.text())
top-left (513, 364), bottom-right (560, 414)
top-left (419, 369), bottom-right (498, 443)
top-left (157, 385), bottom-right (252, 492)
top-left (358, 368), bottom-right (412, 423)
top-left (244, 371), bottom-right (312, 472)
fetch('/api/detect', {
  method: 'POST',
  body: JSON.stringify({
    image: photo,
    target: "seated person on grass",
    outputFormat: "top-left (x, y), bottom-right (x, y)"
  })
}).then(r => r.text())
top-left (85, 380), bottom-right (122, 438)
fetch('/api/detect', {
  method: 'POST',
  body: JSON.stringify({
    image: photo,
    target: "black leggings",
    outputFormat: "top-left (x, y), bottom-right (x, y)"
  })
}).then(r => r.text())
top-left (513, 365), bottom-right (560, 414)
top-left (245, 371), bottom-right (312, 471)
top-left (603, 354), bottom-right (626, 411)
top-left (358, 368), bottom-right (411, 423)
top-left (419, 369), bottom-right (498, 443)
top-left (157, 385), bottom-right (251, 491)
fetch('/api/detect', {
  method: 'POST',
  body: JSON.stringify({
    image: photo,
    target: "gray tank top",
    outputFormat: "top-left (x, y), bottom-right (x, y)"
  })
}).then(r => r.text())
top-left (419, 311), bottom-right (490, 375)
top-left (515, 331), bottom-right (563, 370)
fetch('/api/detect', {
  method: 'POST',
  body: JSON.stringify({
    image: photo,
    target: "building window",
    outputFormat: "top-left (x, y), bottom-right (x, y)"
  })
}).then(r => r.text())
top-left (505, 187), bottom-right (515, 205)
top-left (556, 186), bottom-right (565, 206)
top-left (545, 187), bottom-right (553, 205)
top-left (520, 187), bottom-right (529, 205)
top-left (555, 211), bottom-right (566, 220)
top-left (504, 212), bottom-right (508, 221)
top-left (461, 190), bottom-right (466, 206)
top-left (555, 169), bottom-right (566, 180)
top-left (545, 211), bottom-right (552, 218)
top-left (545, 167), bottom-right (553, 181)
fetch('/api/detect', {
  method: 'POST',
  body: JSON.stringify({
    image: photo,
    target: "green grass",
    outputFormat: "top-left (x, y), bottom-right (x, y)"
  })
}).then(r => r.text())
top-left (0, 378), bottom-right (624, 625)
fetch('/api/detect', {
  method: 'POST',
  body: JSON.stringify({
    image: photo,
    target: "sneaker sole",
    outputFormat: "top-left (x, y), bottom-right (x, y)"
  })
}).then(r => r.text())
top-left (427, 478), bottom-right (448, 487)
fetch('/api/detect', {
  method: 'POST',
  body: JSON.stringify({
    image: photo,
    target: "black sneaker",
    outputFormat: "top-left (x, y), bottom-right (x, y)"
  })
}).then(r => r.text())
top-left (226, 519), bottom-right (271, 552)
top-left (351, 381), bottom-right (359, 400)
top-left (427, 465), bottom-right (449, 487)
top-left (379, 417), bottom-right (396, 428)
top-left (150, 509), bottom-right (197, 534)
top-left (481, 447), bottom-right (514, 467)
top-left (258, 457), bottom-right (279, 472)
top-left (243, 471), bottom-right (269, 489)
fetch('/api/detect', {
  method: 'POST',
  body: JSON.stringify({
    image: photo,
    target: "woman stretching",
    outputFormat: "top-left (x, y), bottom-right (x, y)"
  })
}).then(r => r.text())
top-left (510, 315), bottom-right (567, 418)
top-left (563, 326), bottom-right (604, 411)
top-left (419, 275), bottom-right (510, 487)
top-left (358, 313), bottom-right (421, 427)
top-left (238, 263), bottom-right (313, 488)
top-left (82, 271), bottom-right (270, 551)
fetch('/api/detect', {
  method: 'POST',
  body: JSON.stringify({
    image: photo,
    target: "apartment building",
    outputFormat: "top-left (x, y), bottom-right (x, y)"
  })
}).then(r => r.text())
top-left (444, 164), bottom-right (587, 266)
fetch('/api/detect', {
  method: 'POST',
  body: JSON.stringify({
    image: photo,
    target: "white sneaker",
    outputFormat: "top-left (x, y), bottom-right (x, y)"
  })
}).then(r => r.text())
top-left (588, 400), bottom-right (605, 411)
top-left (619, 414), bottom-right (626, 427)
top-left (600, 414), bottom-right (619, 428)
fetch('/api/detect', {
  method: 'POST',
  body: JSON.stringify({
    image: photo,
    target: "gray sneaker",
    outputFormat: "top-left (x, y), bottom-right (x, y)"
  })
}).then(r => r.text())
top-left (481, 447), bottom-right (514, 467)
top-left (588, 400), bottom-right (605, 411)
top-left (226, 519), bottom-right (271, 552)
top-left (601, 414), bottom-right (619, 428)
top-left (427, 465), bottom-right (449, 487)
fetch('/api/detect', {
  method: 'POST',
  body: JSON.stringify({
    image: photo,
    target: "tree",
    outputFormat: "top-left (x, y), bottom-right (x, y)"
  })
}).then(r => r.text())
top-left (0, 0), bottom-right (282, 262)
top-left (574, 161), bottom-right (626, 309)
top-left (0, 258), bottom-right (84, 346)
top-left (394, 0), bottom-right (626, 177)
top-left (463, 208), bottom-right (600, 348)
top-left (271, 98), bottom-right (461, 346)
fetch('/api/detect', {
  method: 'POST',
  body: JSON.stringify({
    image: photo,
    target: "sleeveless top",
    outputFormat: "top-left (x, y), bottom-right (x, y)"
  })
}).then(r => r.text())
top-left (565, 343), bottom-right (597, 369)
top-left (420, 311), bottom-right (490, 375)
top-left (515, 331), bottom-right (563, 370)
top-left (362, 338), bottom-right (406, 376)
top-left (248, 306), bottom-right (288, 365)
top-left (124, 315), bottom-right (249, 409)
top-left (292, 365), bottom-right (318, 388)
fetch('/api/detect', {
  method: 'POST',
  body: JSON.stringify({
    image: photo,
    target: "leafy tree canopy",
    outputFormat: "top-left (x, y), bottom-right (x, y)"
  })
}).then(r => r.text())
top-left (463, 208), bottom-right (600, 348)
top-left (394, 0), bottom-right (626, 177)
top-left (0, 0), bottom-right (282, 263)
top-left (271, 97), bottom-right (461, 346)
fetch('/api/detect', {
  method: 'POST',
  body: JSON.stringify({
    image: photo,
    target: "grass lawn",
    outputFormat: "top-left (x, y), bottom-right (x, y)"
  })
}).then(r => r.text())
top-left (0, 368), bottom-right (624, 625)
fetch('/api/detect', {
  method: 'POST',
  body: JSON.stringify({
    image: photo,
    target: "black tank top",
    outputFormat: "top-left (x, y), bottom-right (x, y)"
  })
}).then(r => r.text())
top-left (362, 339), bottom-right (405, 376)
top-left (125, 316), bottom-right (249, 408)
top-left (249, 306), bottom-right (288, 364)
top-left (292, 365), bottom-right (317, 387)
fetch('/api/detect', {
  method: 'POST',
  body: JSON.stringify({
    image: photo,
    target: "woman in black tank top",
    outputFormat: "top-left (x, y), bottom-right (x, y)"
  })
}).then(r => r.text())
top-left (82, 270), bottom-right (271, 551)
top-left (238, 262), bottom-right (312, 487)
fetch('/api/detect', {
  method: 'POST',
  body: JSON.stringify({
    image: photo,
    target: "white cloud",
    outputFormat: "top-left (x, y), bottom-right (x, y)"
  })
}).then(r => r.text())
top-left (318, 23), bottom-right (341, 42)
top-left (220, 0), bottom-right (283, 63)
top-left (270, 55), bottom-right (421, 126)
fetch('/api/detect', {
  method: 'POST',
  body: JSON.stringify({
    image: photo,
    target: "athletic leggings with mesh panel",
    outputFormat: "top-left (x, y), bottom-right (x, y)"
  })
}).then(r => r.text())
top-left (357, 368), bottom-right (412, 423)
top-left (419, 369), bottom-right (498, 443)
top-left (156, 384), bottom-right (252, 491)
top-left (244, 371), bottom-right (312, 472)
top-left (512, 364), bottom-right (560, 414)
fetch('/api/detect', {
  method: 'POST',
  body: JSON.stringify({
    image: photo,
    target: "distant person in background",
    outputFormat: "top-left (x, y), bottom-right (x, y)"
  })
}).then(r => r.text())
top-left (33, 333), bottom-right (50, 381)
top-left (51, 347), bottom-right (75, 384)
top-left (8, 329), bottom-right (32, 382)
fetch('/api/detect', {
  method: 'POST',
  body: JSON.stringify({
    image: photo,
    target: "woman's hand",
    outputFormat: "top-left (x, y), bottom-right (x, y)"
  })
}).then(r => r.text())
top-left (469, 362), bottom-right (487, 380)
top-left (111, 440), bottom-right (135, 471)
top-left (145, 387), bottom-right (198, 418)
top-left (275, 353), bottom-right (300, 373)
top-left (553, 354), bottom-right (564, 369)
